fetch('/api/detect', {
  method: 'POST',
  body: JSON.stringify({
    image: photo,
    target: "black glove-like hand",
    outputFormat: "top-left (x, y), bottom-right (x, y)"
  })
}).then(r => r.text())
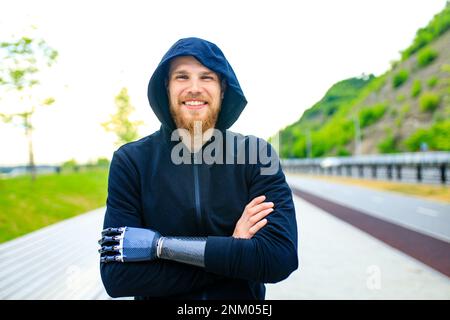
top-left (98, 226), bottom-right (161, 263)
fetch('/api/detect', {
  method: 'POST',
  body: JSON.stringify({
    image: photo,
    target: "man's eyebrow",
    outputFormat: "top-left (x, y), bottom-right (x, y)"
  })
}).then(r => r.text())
top-left (200, 71), bottom-right (216, 75)
top-left (171, 70), bottom-right (188, 74)
top-left (171, 70), bottom-right (217, 76)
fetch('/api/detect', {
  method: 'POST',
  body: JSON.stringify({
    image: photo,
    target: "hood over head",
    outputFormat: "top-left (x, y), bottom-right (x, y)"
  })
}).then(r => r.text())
top-left (148, 37), bottom-right (247, 131)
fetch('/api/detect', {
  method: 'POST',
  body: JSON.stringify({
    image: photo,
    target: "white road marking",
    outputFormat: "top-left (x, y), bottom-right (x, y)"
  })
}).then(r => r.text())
top-left (416, 207), bottom-right (439, 217)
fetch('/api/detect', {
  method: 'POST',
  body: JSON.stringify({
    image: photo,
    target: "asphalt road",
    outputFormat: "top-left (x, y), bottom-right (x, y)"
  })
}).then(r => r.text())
top-left (286, 175), bottom-right (450, 243)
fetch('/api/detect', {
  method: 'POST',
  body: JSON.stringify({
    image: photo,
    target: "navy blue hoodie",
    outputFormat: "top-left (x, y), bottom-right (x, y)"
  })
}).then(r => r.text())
top-left (100, 37), bottom-right (298, 300)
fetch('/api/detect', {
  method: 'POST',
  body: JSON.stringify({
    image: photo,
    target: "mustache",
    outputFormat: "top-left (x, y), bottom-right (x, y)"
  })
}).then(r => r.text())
top-left (179, 94), bottom-right (209, 102)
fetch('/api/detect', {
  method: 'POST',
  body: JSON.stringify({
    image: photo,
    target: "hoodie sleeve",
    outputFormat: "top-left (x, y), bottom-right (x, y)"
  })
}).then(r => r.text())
top-left (100, 149), bottom-right (221, 298)
top-left (204, 141), bottom-right (299, 283)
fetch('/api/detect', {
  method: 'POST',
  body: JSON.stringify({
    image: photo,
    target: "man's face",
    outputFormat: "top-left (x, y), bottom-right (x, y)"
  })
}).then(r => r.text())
top-left (167, 56), bottom-right (223, 135)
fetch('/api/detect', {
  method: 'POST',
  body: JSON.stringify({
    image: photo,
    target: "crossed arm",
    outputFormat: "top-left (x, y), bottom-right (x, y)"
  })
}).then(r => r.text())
top-left (100, 149), bottom-right (298, 298)
top-left (98, 195), bottom-right (274, 266)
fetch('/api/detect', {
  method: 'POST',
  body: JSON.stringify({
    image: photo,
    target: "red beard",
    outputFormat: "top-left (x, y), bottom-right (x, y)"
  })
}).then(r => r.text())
top-left (170, 103), bottom-right (220, 136)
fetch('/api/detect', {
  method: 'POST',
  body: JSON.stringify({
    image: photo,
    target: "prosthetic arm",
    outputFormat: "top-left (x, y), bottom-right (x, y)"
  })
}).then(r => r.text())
top-left (98, 227), bottom-right (207, 268)
top-left (99, 197), bottom-right (273, 267)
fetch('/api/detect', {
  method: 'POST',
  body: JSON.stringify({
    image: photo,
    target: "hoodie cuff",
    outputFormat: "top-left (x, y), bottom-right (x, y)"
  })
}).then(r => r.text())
top-left (204, 236), bottom-right (233, 275)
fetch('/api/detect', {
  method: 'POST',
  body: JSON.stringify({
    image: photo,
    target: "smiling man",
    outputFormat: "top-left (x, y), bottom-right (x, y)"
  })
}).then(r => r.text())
top-left (99, 37), bottom-right (298, 300)
top-left (167, 55), bottom-right (225, 152)
top-left (168, 56), bottom-right (224, 135)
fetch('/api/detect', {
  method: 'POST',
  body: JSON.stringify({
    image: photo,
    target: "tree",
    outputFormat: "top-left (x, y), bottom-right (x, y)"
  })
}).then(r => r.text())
top-left (96, 157), bottom-right (111, 168)
top-left (102, 87), bottom-right (143, 147)
top-left (62, 158), bottom-right (78, 172)
top-left (0, 33), bottom-right (58, 180)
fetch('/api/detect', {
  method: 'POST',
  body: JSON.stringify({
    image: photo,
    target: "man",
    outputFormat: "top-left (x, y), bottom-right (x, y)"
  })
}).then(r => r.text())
top-left (99, 37), bottom-right (298, 300)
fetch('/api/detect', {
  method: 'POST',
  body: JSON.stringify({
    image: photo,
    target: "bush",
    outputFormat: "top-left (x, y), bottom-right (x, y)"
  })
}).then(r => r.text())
top-left (432, 120), bottom-right (450, 150)
top-left (419, 92), bottom-right (440, 112)
top-left (411, 79), bottom-right (422, 97)
top-left (336, 147), bottom-right (351, 156)
top-left (405, 120), bottom-right (450, 151)
top-left (427, 76), bottom-right (438, 88)
top-left (392, 70), bottom-right (409, 88)
top-left (291, 138), bottom-right (307, 158)
top-left (417, 47), bottom-right (438, 68)
top-left (359, 103), bottom-right (387, 128)
top-left (378, 134), bottom-right (398, 153)
top-left (61, 159), bottom-right (78, 172)
top-left (405, 129), bottom-right (431, 151)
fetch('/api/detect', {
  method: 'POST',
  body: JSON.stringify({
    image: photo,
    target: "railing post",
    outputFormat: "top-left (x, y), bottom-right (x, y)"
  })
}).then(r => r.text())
top-left (396, 165), bottom-right (402, 181)
top-left (387, 165), bottom-right (392, 180)
top-left (440, 163), bottom-right (446, 184)
top-left (417, 164), bottom-right (422, 183)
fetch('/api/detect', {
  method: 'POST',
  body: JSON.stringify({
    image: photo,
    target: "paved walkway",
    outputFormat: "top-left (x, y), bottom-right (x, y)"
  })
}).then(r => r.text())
top-left (0, 208), bottom-right (109, 300)
top-left (1, 175), bottom-right (449, 299)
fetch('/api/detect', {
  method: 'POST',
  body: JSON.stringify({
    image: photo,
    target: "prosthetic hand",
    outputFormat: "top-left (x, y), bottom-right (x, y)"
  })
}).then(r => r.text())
top-left (98, 227), bottom-right (161, 263)
top-left (98, 226), bottom-right (206, 267)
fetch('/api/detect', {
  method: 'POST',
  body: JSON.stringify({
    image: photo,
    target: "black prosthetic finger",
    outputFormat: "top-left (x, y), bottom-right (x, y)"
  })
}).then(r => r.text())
top-left (98, 245), bottom-right (120, 254)
top-left (98, 235), bottom-right (121, 246)
top-left (101, 227), bottom-right (125, 237)
top-left (100, 255), bottom-right (119, 263)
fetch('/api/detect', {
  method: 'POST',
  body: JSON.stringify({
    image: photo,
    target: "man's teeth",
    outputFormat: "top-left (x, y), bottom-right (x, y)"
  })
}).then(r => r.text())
top-left (184, 101), bottom-right (207, 106)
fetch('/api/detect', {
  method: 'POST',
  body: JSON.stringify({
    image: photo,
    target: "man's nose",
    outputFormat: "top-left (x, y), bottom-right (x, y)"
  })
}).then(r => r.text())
top-left (187, 78), bottom-right (202, 94)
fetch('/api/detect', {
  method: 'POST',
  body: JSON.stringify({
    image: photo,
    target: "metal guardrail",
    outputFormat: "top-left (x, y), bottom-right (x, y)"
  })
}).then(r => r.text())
top-left (281, 152), bottom-right (450, 185)
top-left (0, 165), bottom-right (61, 178)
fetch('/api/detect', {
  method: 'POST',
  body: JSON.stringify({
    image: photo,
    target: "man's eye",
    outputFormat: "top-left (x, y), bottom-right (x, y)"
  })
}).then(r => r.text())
top-left (176, 75), bottom-right (188, 79)
top-left (202, 76), bottom-right (214, 80)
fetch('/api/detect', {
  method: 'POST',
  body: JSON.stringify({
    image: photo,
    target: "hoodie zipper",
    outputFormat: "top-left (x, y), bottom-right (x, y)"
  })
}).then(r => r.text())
top-left (192, 154), bottom-right (208, 300)
top-left (192, 154), bottom-right (203, 233)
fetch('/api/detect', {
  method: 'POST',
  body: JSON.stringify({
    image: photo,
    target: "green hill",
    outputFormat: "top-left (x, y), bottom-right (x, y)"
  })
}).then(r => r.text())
top-left (274, 3), bottom-right (450, 158)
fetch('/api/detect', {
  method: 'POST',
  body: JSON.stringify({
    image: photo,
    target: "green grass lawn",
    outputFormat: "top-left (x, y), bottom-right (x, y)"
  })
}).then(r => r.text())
top-left (0, 168), bottom-right (109, 244)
